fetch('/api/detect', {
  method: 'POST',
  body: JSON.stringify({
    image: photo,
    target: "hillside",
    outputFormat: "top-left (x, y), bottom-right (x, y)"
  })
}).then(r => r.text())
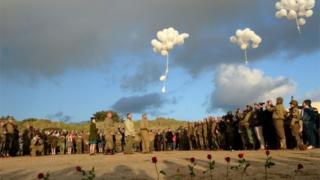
top-left (14, 117), bottom-right (190, 132)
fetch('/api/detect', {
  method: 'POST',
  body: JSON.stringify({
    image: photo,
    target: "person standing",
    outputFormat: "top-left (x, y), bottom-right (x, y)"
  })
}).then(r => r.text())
top-left (140, 114), bottom-right (150, 153)
top-left (253, 103), bottom-right (266, 150)
top-left (76, 133), bottom-right (83, 154)
top-left (124, 113), bottom-right (135, 154)
top-left (58, 134), bottom-right (65, 155)
top-left (66, 133), bottom-right (73, 155)
top-left (89, 117), bottom-right (97, 155)
top-left (238, 106), bottom-right (255, 150)
top-left (165, 129), bottom-right (174, 150)
top-left (100, 112), bottom-right (116, 155)
top-left (288, 100), bottom-right (305, 150)
top-left (4, 118), bottom-right (15, 157)
top-left (302, 99), bottom-right (317, 150)
top-left (267, 97), bottom-right (287, 149)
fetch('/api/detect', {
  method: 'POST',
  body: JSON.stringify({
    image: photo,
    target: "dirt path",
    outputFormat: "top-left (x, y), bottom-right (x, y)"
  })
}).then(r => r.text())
top-left (0, 150), bottom-right (320, 180)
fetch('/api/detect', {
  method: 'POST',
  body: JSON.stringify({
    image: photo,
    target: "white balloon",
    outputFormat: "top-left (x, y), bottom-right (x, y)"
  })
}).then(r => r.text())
top-left (161, 50), bottom-right (168, 56)
top-left (288, 0), bottom-right (297, 10)
top-left (157, 31), bottom-right (166, 42)
top-left (275, 11), bottom-right (282, 18)
top-left (298, 18), bottom-right (306, 25)
top-left (230, 36), bottom-right (237, 43)
top-left (236, 29), bottom-right (243, 37)
top-left (287, 10), bottom-right (297, 19)
top-left (298, 10), bottom-right (306, 16)
top-left (181, 33), bottom-right (190, 39)
top-left (166, 41), bottom-right (174, 50)
top-left (241, 44), bottom-right (248, 50)
top-left (252, 44), bottom-right (259, 48)
top-left (305, 9), bottom-right (313, 17)
top-left (161, 87), bottom-right (166, 93)
top-left (305, 0), bottom-right (315, 9)
top-left (160, 75), bottom-right (166, 81)
top-left (153, 47), bottom-right (158, 53)
top-left (275, 2), bottom-right (283, 10)
top-left (280, 9), bottom-right (288, 17)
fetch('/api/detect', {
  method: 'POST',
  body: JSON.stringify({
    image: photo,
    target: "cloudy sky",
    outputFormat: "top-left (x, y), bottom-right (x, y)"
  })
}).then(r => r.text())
top-left (1, 0), bottom-right (319, 121)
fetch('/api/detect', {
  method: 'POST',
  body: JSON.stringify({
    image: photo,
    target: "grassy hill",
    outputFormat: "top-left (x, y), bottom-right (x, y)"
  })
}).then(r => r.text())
top-left (12, 117), bottom-right (190, 132)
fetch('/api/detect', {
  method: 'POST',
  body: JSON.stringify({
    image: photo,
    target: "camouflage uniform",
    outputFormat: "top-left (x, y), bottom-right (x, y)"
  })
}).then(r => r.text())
top-left (96, 117), bottom-right (116, 153)
top-left (202, 122), bottom-right (208, 149)
top-left (140, 118), bottom-right (150, 153)
top-left (124, 118), bottom-right (135, 154)
top-left (289, 100), bottom-right (304, 149)
top-left (238, 111), bottom-right (255, 149)
top-left (267, 97), bottom-right (287, 149)
top-left (30, 136), bottom-right (44, 156)
top-left (114, 123), bottom-right (123, 153)
top-left (148, 131), bottom-right (155, 152)
top-left (76, 135), bottom-right (83, 154)
top-left (58, 135), bottom-right (65, 154)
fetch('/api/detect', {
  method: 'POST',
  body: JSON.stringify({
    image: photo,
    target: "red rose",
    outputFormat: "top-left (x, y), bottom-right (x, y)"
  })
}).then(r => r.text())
top-left (238, 153), bottom-right (244, 159)
top-left (76, 166), bottom-right (82, 172)
top-left (37, 173), bottom-right (44, 179)
top-left (190, 157), bottom-right (195, 163)
top-left (225, 157), bottom-right (231, 163)
top-left (266, 150), bottom-right (270, 156)
top-left (297, 163), bottom-right (303, 170)
top-left (152, 156), bottom-right (158, 164)
top-left (207, 154), bottom-right (212, 160)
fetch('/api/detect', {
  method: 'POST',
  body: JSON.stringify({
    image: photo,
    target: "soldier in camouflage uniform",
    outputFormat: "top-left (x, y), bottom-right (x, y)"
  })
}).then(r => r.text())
top-left (197, 123), bottom-right (204, 149)
top-left (267, 97), bottom-right (287, 149)
top-left (288, 100), bottom-right (305, 150)
top-left (30, 133), bottom-right (44, 156)
top-left (96, 112), bottom-right (116, 155)
top-left (148, 129), bottom-right (155, 152)
top-left (202, 120), bottom-right (208, 149)
top-left (76, 133), bottom-right (83, 154)
top-left (140, 114), bottom-right (150, 153)
top-left (237, 106), bottom-right (255, 150)
top-left (114, 123), bottom-right (123, 153)
top-left (58, 134), bottom-right (65, 155)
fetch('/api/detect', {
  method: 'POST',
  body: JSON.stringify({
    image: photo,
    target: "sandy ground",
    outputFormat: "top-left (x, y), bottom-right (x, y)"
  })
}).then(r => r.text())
top-left (0, 150), bottom-right (320, 180)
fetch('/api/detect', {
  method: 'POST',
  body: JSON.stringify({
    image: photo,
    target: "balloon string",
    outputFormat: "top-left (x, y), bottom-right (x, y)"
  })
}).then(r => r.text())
top-left (295, 17), bottom-right (301, 34)
top-left (162, 54), bottom-right (169, 93)
top-left (244, 49), bottom-right (248, 65)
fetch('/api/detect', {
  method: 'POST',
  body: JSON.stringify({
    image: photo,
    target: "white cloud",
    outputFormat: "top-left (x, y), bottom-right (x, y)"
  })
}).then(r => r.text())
top-left (208, 64), bottom-right (296, 111)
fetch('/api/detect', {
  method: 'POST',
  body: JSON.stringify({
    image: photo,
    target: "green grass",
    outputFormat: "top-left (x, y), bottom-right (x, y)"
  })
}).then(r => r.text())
top-left (14, 117), bottom-right (190, 132)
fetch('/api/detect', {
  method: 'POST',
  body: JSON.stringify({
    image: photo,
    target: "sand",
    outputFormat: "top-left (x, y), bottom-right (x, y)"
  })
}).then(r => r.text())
top-left (0, 149), bottom-right (320, 180)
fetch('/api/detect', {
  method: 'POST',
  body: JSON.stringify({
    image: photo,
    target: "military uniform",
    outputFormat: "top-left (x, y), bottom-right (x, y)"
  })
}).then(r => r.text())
top-left (76, 135), bottom-right (83, 154)
top-left (140, 118), bottom-right (150, 153)
top-left (96, 117), bottom-right (116, 153)
top-left (289, 100), bottom-right (304, 149)
top-left (267, 97), bottom-right (287, 149)
top-left (30, 136), bottom-right (44, 156)
top-left (238, 111), bottom-right (255, 149)
top-left (202, 122), bottom-right (208, 149)
top-left (124, 118), bottom-right (135, 154)
top-left (114, 123), bottom-right (123, 153)
top-left (148, 131), bottom-right (155, 152)
top-left (58, 135), bottom-right (65, 154)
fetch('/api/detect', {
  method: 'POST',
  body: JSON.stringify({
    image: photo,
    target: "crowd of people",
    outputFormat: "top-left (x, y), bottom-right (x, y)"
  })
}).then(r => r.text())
top-left (0, 97), bottom-right (319, 157)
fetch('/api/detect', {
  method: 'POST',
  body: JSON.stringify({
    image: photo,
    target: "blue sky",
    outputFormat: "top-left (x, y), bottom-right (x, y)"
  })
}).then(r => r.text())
top-left (1, 0), bottom-right (319, 122)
